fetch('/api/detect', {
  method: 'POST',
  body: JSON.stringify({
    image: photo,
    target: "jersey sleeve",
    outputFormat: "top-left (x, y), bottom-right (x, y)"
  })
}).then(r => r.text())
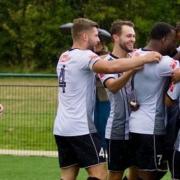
top-left (98, 73), bottom-right (117, 87)
top-left (80, 50), bottom-right (101, 70)
top-left (156, 56), bottom-right (179, 77)
top-left (97, 56), bottom-right (118, 87)
top-left (167, 82), bottom-right (180, 101)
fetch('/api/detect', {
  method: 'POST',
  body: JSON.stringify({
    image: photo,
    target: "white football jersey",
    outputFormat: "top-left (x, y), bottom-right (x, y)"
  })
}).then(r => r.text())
top-left (129, 48), bottom-right (179, 135)
top-left (98, 53), bottom-right (131, 140)
top-left (53, 49), bottom-right (100, 136)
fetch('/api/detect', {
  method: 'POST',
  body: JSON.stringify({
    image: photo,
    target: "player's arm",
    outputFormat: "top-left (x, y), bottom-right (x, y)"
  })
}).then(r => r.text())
top-left (165, 94), bottom-right (175, 107)
top-left (104, 70), bottom-right (135, 93)
top-left (165, 82), bottom-right (179, 107)
top-left (157, 56), bottom-right (179, 77)
top-left (172, 68), bottom-right (180, 83)
top-left (92, 51), bottom-right (161, 73)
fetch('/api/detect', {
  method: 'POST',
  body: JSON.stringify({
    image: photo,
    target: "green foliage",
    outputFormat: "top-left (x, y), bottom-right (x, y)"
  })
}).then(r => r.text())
top-left (0, 0), bottom-right (179, 72)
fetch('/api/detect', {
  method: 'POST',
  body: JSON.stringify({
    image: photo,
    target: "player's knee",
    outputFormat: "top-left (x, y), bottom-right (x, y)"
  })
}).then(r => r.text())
top-left (87, 177), bottom-right (101, 180)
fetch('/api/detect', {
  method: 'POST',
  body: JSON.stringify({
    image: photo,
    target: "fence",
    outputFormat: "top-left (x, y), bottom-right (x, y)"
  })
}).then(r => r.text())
top-left (0, 73), bottom-right (58, 157)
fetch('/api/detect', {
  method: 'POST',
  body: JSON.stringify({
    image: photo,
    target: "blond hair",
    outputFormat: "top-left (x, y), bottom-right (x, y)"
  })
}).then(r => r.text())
top-left (71, 18), bottom-right (99, 40)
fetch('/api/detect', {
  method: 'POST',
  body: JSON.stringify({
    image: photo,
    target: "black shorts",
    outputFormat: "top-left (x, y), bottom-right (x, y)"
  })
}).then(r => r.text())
top-left (129, 133), bottom-right (168, 171)
top-left (171, 150), bottom-right (180, 179)
top-left (54, 133), bottom-right (106, 168)
top-left (106, 139), bottom-right (130, 171)
top-left (165, 105), bottom-right (180, 165)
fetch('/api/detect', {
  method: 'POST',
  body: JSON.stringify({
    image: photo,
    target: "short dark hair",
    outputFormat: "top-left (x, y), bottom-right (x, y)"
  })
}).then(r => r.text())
top-left (110, 20), bottom-right (134, 35)
top-left (71, 18), bottom-right (99, 40)
top-left (150, 22), bottom-right (175, 40)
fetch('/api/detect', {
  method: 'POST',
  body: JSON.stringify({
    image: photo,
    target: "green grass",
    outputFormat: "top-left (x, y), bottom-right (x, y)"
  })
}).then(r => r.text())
top-left (0, 155), bottom-right (171, 180)
top-left (0, 76), bottom-right (174, 180)
top-left (0, 77), bottom-right (58, 150)
top-left (0, 155), bottom-right (88, 180)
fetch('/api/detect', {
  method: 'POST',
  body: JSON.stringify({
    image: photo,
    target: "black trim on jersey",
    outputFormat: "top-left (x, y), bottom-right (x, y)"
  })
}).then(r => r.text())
top-left (124, 86), bottom-right (131, 115)
top-left (69, 48), bottom-right (79, 51)
top-left (166, 93), bottom-right (178, 103)
top-left (103, 77), bottom-right (116, 88)
top-left (92, 59), bottom-right (100, 68)
top-left (109, 53), bottom-right (119, 59)
top-left (141, 48), bottom-right (153, 51)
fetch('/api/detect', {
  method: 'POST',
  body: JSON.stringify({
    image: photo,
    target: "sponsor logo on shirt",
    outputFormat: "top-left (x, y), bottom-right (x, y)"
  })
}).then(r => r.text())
top-left (170, 59), bottom-right (178, 70)
top-left (98, 73), bottom-right (105, 79)
top-left (59, 54), bottom-right (71, 62)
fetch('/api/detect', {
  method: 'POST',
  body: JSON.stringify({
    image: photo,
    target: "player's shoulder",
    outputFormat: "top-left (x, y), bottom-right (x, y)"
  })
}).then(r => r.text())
top-left (160, 55), bottom-right (179, 67)
top-left (58, 50), bottom-right (72, 63)
top-left (102, 53), bottom-right (118, 61)
top-left (161, 55), bottom-right (173, 61)
top-left (129, 48), bottom-right (147, 57)
top-left (76, 49), bottom-right (99, 59)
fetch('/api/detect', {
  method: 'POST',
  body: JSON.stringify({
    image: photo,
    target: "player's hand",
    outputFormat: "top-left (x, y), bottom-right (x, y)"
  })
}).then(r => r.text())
top-left (172, 68), bottom-right (180, 83)
top-left (143, 51), bottom-right (162, 63)
top-left (129, 101), bottom-right (140, 111)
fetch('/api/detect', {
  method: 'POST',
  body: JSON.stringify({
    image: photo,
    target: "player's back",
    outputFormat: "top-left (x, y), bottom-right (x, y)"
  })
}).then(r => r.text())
top-left (130, 49), bottom-right (179, 135)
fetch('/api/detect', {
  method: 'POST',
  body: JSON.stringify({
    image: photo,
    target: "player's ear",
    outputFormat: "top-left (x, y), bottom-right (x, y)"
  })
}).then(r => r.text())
top-left (82, 32), bottom-right (88, 41)
top-left (161, 36), bottom-right (167, 44)
top-left (112, 34), bottom-right (119, 42)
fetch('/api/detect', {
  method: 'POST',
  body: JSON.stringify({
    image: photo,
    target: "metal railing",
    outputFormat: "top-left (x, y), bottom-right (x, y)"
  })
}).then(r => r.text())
top-left (0, 73), bottom-right (58, 157)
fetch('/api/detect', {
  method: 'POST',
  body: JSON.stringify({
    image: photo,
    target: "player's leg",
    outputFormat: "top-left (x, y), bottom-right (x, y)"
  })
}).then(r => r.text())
top-left (106, 139), bottom-right (131, 180)
top-left (86, 163), bottom-right (107, 180)
top-left (171, 150), bottom-right (180, 180)
top-left (54, 135), bottom-right (80, 180)
top-left (87, 177), bottom-right (102, 180)
top-left (108, 171), bottom-right (124, 180)
top-left (138, 170), bottom-right (156, 180)
top-left (136, 134), bottom-right (168, 180)
top-left (60, 165), bottom-right (79, 180)
top-left (128, 133), bottom-right (145, 180)
top-left (74, 133), bottom-right (107, 180)
top-left (128, 166), bottom-right (139, 180)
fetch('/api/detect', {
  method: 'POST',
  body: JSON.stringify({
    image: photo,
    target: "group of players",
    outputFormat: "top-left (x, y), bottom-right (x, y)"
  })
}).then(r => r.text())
top-left (53, 17), bottom-right (180, 180)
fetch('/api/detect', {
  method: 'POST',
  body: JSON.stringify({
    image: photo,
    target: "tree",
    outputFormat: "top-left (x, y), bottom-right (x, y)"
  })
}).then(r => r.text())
top-left (0, 0), bottom-right (179, 72)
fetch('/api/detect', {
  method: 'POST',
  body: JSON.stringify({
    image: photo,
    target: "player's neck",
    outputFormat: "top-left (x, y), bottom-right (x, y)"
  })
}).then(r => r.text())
top-left (72, 41), bottom-right (87, 50)
top-left (144, 41), bottom-right (161, 53)
top-left (112, 46), bottom-right (128, 58)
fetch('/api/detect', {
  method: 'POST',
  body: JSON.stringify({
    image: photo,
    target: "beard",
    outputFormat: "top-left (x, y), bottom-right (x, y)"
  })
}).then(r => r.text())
top-left (119, 43), bottom-right (134, 53)
top-left (87, 41), bottom-right (96, 51)
top-left (88, 41), bottom-right (100, 52)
